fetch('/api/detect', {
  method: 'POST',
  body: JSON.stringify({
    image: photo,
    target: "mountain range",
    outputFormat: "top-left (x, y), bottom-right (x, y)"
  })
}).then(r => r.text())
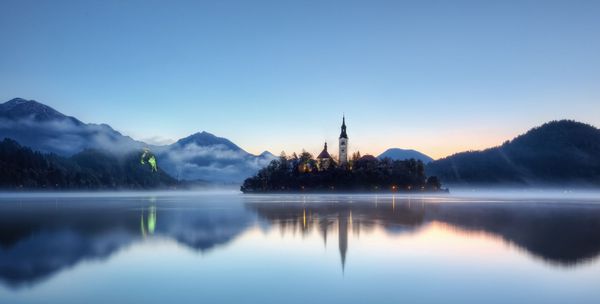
top-left (426, 120), bottom-right (600, 186)
top-left (0, 98), bottom-right (274, 183)
top-left (0, 98), bottom-right (145, 155)
top-left (154, 131), bottom-right (274, 182)
top-left (3, 98), bottom-right (600, 188)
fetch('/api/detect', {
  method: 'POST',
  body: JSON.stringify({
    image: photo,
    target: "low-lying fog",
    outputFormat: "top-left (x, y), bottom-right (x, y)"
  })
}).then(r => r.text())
top-left (1, 187), bottom-right (599, 203)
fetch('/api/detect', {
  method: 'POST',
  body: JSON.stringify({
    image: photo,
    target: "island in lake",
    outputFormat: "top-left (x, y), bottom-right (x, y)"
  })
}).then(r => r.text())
top-left (241, 116), bottom-right (444, 193)
top-left (3, 98), bottom-right (600, 191)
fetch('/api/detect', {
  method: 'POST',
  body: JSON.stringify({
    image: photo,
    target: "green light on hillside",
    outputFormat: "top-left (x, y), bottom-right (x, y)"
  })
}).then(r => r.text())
top-left (148, 156), bottom-right (157, 172)
top-left (140, 148), bottom-right (158, 172)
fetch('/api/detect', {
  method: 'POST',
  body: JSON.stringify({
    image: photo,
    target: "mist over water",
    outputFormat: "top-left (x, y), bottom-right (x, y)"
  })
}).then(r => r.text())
top-left (2, 187), bottom-right (600, 199)
top-left (1, 190), bottom-right (600, 303)
top-left (435, 188), bottom-right (600, 203)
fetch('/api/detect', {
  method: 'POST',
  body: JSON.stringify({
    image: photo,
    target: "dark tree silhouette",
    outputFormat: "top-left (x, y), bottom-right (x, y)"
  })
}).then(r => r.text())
top-left (426, 120), bottom-right (600, 186)
top-left (0, 138), bottom-right (179, 190)
top-left (241, 152), bottom-right (443, 193)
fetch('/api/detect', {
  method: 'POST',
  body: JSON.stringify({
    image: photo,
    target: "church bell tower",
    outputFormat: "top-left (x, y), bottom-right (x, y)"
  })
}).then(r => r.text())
top-left (339, 115), bottom-right (348, 166)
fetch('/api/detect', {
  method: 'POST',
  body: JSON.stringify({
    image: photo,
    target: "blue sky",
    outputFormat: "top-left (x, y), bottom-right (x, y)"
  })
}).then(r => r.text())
top-left (1, 0), bottom-right (599, 158)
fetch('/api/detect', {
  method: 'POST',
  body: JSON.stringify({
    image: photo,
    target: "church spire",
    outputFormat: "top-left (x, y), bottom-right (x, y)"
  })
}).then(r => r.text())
top-left (339, 115), bottom-right (348, 139)
top-left (338, 115), bottom-right (348, 166)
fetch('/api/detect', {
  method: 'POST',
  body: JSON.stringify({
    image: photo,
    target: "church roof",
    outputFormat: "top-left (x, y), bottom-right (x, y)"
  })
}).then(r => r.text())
top-left (317, 150), bottom-right (332, 159)
top-left (317, 142), bottom-right (332, 159)
top-left (358, 154), bottom-right (378, 162)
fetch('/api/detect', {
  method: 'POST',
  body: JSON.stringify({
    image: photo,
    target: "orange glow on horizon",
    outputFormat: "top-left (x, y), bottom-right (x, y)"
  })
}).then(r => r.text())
top-left (243, 126), bottom-right (520, 160)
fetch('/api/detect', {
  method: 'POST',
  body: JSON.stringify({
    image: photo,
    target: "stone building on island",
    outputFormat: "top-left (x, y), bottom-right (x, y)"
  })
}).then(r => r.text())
top-left (315, 116), bottom-right (350, 171)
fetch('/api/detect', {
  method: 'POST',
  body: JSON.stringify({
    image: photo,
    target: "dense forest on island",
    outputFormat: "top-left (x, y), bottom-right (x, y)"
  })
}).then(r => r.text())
top-left (241, 151), bottom-right (443, 193)
top-left (0, 138), bottom-right (178, 190)
top-left (426, 120), bottom-right (600, 186)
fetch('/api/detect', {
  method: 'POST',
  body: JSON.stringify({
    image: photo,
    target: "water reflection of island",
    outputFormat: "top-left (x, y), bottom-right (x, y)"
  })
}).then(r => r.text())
top-left (247, 198), bottom-right (427, 270)
top-left (246, 196), bottom-right (600, 269)
top-left (2, 195), bottom-right (600, 289)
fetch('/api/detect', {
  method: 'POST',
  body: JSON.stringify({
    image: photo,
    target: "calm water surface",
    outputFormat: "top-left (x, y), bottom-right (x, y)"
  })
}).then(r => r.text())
top-left (1, 192), bottom-right (600, 303)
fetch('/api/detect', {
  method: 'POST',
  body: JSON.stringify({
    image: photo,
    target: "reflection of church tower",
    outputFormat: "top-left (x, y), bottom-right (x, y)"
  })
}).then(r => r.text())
top-left (339, 116), bottom-right (348, 166)
top-left (338, 211), bottom-right (348, 272)
top-left (319, 218), bottom-right (331, 247)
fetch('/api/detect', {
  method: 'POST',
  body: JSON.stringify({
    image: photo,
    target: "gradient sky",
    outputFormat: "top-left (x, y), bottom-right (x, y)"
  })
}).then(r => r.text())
top-left (1, 0), bottom-right (599, 159)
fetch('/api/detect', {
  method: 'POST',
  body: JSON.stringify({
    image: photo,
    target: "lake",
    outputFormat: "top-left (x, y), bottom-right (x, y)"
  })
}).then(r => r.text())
top-left (1, 191), bottom-right (600, 303)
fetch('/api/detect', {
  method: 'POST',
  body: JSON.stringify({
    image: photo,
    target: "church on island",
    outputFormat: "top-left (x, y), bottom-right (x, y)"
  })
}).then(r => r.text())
top-left (312, 115), bottom-right (371, 172)
top-left (241, 114), bottom-right (442, 193)
top-left (314, 115), bottom-right (348, 170)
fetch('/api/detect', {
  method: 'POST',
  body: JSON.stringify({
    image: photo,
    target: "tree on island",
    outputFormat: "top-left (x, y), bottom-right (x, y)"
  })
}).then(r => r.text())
top-left (241, 151), bottom-right (444, 193)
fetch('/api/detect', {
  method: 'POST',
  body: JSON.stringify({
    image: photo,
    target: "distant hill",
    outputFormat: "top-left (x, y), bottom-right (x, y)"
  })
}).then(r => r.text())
top-left (0, 98), bottom-right (274, 183)
top-left (0, 138), bottom-right (178, 189)
top-left (426, 120), bottom-right (600, 186)
top-left (155, 131), bottom-right (274, 183)
top-left (174, 131), bottom-right (243, 151)
top-left (378, 148), bottom-right (433, 163)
